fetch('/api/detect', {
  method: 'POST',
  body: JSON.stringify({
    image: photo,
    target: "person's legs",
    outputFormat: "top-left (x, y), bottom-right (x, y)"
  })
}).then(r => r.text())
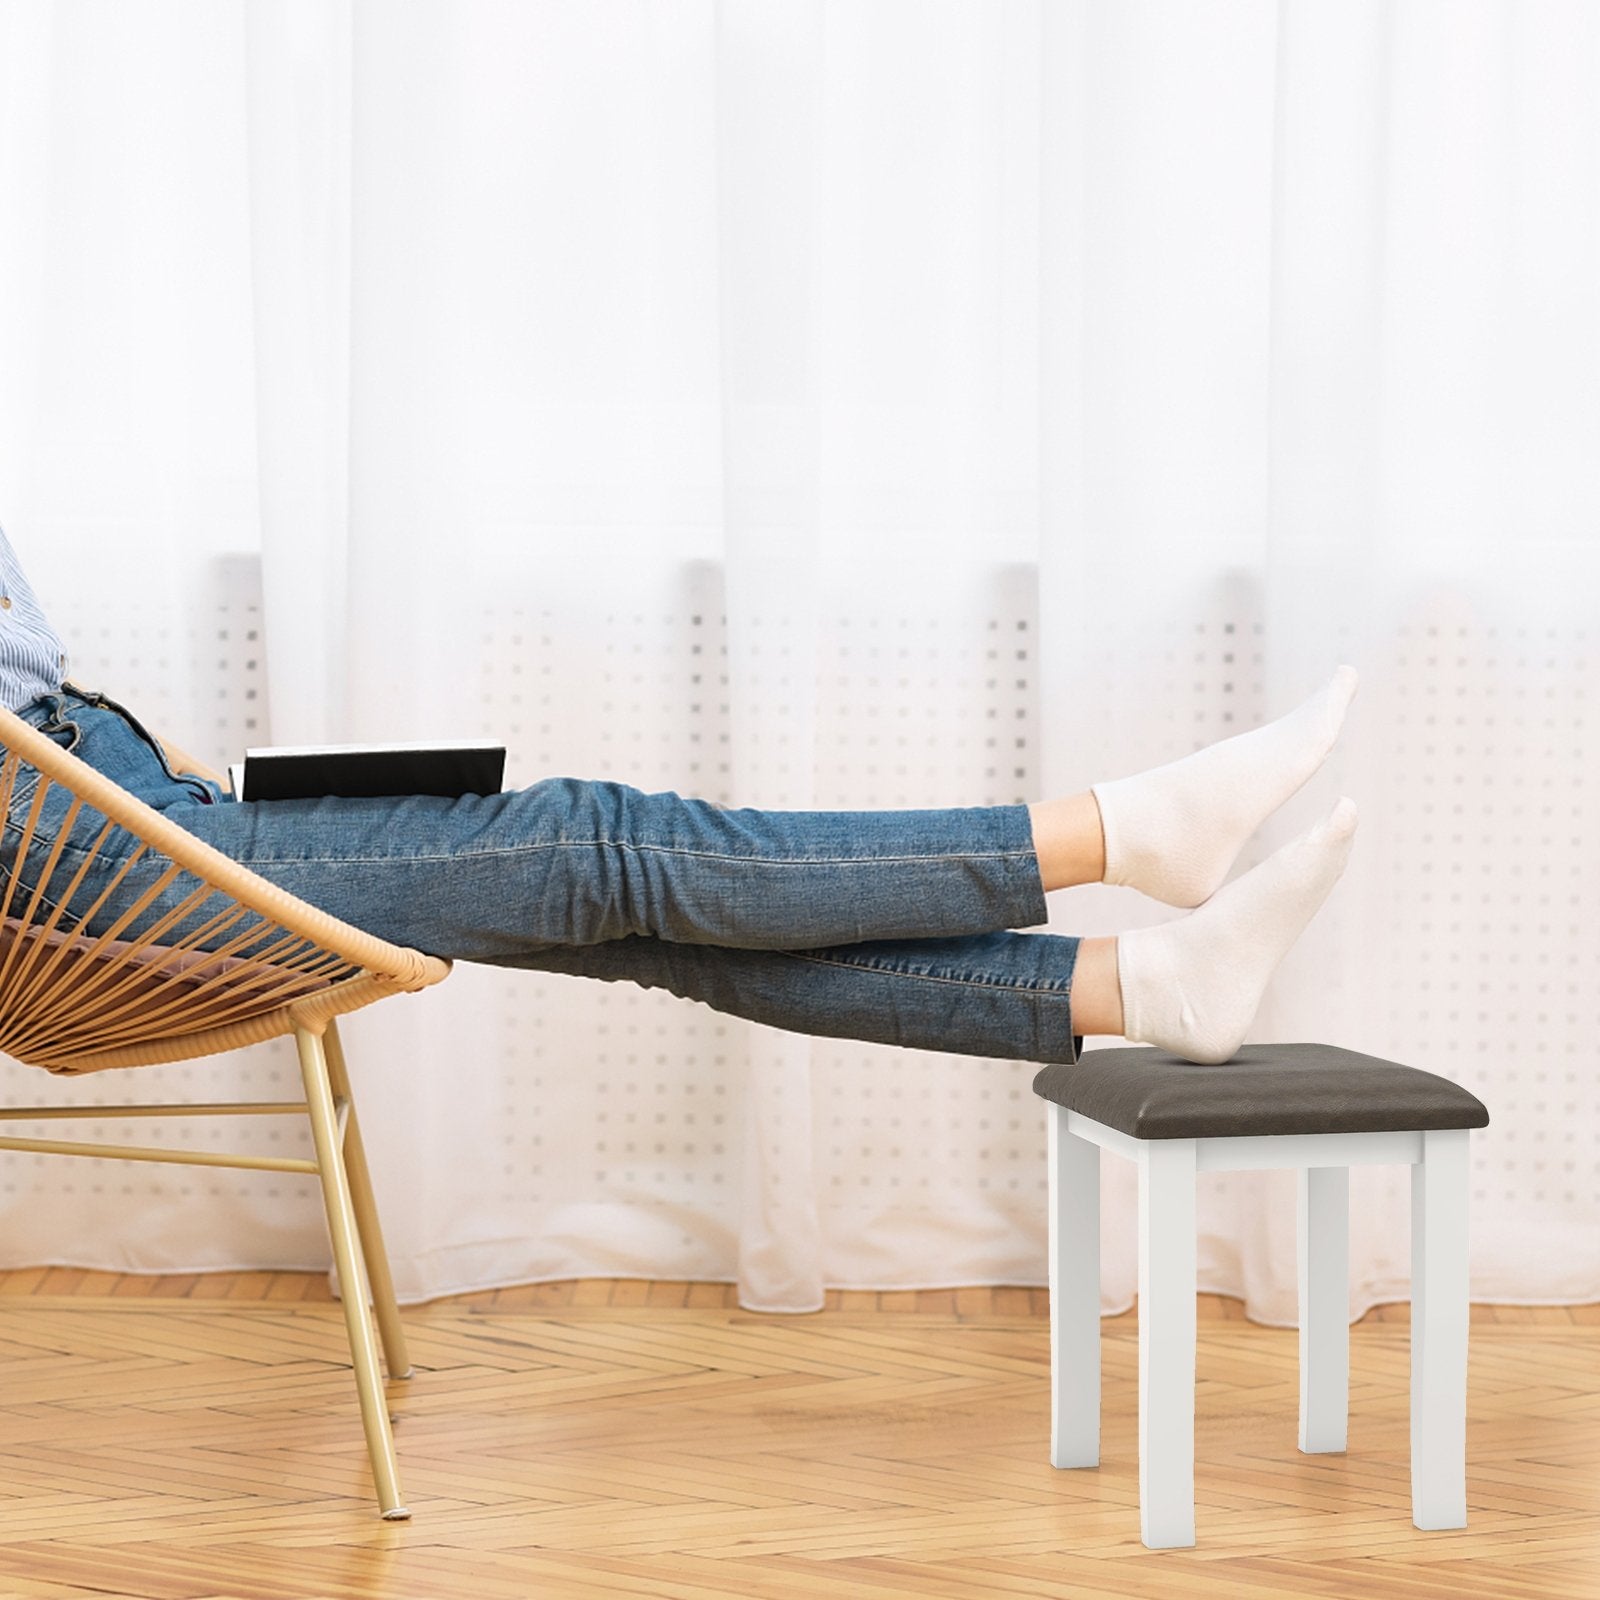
top-left (6, 692), bottom-right (1060, 956)
top-left (1, 667), bottom-right (1355, 1065)
top-left (11, 667), bottom-right (1356, 960)
top-left (485, 926), bottom-right (1092, 1066)
top-left (157, 778), bottom-right (1055, 956)
top-left (471, 791), bottom-right (1356, 1069)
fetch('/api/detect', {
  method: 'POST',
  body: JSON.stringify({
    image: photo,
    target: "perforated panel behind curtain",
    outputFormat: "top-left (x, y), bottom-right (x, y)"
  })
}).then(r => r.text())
top-left (0, 0), bottom-right (1593, 1320)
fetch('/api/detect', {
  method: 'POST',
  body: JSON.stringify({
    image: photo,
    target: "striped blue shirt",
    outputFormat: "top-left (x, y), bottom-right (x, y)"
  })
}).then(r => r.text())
top-left (0, 525), bottom-right (69, 712)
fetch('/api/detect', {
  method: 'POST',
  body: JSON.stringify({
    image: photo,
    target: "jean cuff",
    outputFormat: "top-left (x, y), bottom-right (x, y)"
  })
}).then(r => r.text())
top-left (996, 802), bottom-right (1050, 928)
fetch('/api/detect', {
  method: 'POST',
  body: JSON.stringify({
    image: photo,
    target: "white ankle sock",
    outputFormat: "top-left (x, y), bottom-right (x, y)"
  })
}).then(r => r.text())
top-left (1115, 796), bottom-right (1358, 1065)
top-left (1090, 665), bottom-right (1358, 908)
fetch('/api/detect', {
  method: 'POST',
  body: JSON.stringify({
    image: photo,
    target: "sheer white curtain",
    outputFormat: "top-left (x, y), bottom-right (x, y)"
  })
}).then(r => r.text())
top-left (0, 0), bottom-right (1593, 1320)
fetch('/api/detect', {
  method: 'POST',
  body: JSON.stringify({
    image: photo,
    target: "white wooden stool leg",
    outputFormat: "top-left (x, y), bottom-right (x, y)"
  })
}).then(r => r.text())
top-left (1138, 1138), bottom-right (1197, 1550)
top-left (1298, 1165), bottom-right (1350, 1453)
top-left (1048, 1106), bottom-right (1100, 1468)
top-left (1411, 1127), bottom-right (1470, 1530)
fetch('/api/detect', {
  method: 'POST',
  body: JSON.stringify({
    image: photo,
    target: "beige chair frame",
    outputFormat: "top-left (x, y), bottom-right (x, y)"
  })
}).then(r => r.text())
top-left (0, 703), bottom-right (452, 1520)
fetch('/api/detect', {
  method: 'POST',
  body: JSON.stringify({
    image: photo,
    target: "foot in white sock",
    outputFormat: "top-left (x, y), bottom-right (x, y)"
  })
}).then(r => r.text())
top-left (1115, 796), bottom-right (1358, 1065)
top-left (1090, 665), bottom-right (1358, 908)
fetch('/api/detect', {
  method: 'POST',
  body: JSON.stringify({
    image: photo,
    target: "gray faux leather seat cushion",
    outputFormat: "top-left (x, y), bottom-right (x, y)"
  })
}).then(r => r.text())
top-left (1031, 1042), bottom-right (1490, 1141)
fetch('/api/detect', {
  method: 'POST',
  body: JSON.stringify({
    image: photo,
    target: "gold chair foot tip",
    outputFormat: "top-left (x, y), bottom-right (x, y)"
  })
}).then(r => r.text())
top-left (392, 1366), bottom-right (416, 1380)
top-left (381, 1505), bottom-right (413, 1521)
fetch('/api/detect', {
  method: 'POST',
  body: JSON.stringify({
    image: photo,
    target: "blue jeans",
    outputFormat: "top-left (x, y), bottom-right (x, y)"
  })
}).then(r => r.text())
top-left (4, 684), bottom-right (1083, 1064)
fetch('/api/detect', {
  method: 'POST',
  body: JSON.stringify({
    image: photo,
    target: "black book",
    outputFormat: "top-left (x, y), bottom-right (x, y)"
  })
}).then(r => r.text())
top-left (228, 740), bottom-right (507, 802)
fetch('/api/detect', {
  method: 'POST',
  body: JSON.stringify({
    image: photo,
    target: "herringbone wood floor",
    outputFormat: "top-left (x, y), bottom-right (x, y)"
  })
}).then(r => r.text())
top-left (0, 1272), bottom-right (1592, 1600)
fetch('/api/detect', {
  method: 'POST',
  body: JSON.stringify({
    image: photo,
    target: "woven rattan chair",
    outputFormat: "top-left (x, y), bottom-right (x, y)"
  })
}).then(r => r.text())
top-left (0, 703), bottom-right (452, 1520)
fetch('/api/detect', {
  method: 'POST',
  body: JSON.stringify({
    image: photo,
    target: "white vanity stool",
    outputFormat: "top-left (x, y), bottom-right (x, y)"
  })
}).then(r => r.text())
top-left (1032, 1043), bottom-right (1491, 1550)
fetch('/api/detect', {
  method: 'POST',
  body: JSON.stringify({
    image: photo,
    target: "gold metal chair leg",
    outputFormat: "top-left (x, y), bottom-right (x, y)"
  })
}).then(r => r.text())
top-left (295, 1023), bottom-right (411, 1520)
top-left (323, 1017), bottom-right (413, 1380)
